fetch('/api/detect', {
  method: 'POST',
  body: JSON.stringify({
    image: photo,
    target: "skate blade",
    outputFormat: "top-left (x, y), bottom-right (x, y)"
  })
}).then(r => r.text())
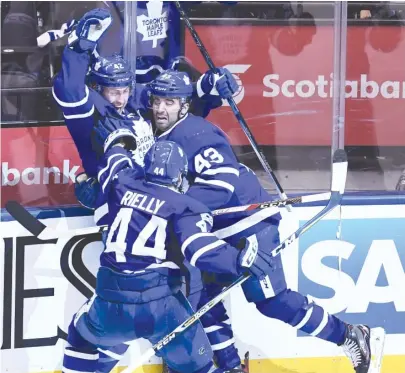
top-left (368, 327), bottom-right (386, 373)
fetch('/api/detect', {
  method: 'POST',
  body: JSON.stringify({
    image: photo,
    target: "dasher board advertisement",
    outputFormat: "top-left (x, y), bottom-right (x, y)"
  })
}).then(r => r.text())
top-left (1, 204), bottom-right (404, 373)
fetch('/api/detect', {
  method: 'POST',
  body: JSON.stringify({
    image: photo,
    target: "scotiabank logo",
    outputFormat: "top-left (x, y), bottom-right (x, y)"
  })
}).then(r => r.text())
top-left (263, 73), bottom-right (405, 99)
top-left (2, 160), bottom-right (80, 186)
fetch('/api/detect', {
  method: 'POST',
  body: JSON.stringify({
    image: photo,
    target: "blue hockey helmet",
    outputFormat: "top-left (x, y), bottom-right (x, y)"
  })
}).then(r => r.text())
top-left (147, 70), bottom-right (193, 103)
top-left (144, 141), bottom-right (188, 192)
top-left (89, 54), bottom-right (134, 89)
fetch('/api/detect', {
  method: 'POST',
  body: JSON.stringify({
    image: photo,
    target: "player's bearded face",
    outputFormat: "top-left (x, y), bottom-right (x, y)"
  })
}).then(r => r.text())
top-left (152, 96), bottom-right (187, 132)
top-left (102, 86), bottom-right (130, 114)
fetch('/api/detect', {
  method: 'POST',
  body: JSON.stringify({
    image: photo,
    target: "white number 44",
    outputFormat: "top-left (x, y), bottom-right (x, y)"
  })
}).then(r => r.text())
top-left (194, 147), bottom-right (224, 173)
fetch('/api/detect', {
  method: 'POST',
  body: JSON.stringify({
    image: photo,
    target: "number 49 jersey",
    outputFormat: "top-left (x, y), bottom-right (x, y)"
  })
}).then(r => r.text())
top-left (156, 114), bottom-right (279, 223)
top-left (98, 146), bottom-right (241, 278)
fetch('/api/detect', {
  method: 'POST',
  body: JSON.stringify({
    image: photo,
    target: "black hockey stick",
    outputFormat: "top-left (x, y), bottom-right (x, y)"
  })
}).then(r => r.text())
top-left (4, 200), bottom-right (107, 240)
top-left (5, 191), bottom-right (331, 240)
top-left (122, 149), bottom-right (348, 372)
top-left (175, 1), bottom-right (291, 211)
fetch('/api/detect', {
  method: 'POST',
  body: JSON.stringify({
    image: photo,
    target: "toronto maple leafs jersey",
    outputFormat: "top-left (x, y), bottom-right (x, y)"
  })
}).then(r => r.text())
top-left (97, 145), bottom-right (241, 278)
top-left (53, 46), bottom-right (222, 178)
top-left (156, 114), bottom-right (282, 238)
top-left (52, 46), bottom-right (155, 178)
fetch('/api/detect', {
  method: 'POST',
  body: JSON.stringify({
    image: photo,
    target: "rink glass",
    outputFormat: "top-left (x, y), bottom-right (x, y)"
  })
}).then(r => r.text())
top-left (1, 1), bottom-right (405, 208)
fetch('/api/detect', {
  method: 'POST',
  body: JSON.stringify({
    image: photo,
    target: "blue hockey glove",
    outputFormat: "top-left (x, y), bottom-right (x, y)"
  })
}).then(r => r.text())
top-left (74, 173), bottom-right (101, 210)
top-left (68, 8), bottom-right (112, 53)
top-left (197, 67), bottom-right (238, 99)
top-left (237, 227), bottom-right (277, 278)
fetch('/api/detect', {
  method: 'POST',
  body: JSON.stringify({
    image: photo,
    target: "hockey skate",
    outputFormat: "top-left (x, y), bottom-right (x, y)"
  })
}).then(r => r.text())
top-left (342, 325), bottom-right (385, 373)
top-left (227, 351), bottom-right (249, 373)
top-left (215, 362), bottom-right (248, 373)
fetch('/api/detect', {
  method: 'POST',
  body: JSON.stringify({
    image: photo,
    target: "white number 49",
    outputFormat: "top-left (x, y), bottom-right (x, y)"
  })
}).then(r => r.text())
top-left (194, 147), bottom-right (224, 173)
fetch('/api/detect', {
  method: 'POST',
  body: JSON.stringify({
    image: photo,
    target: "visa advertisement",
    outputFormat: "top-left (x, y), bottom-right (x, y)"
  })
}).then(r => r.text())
top-left (0, 204), bottom-right (404, 373)
top-left (298, 215), bottom-right (405, 335)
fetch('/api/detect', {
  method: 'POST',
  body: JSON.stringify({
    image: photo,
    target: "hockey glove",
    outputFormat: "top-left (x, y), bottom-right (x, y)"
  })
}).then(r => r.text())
top-left (103, 128), bottom-right (138, 153)
top-left (237, 227), bottom-right (277, 278)
top-left (74, 173), bottom-right (101, 210)
top-left (68, 8), bottom-right (112, 53)
top-left (197, 67), bottom-right (239, 99)
top-left (91, 116), bottom-right (138, 155)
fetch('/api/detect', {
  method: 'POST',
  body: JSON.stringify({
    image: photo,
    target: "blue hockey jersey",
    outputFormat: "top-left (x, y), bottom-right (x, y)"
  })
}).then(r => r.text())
top-left (97, 145), bottom-right (242, 278)
top-left (156, 114), bottom-right (282, 241)
top-left (53, 46), bottom-right (222, 179)
top-left (155, 115), bottom-right (273, 207)
top-left (52, 47), bottom-right (155, 178)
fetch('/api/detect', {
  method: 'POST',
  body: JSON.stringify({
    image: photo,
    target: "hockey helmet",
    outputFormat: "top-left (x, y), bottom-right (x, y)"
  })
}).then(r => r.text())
top-left (89, 54), bottom-right (134, 89)
top-left (144, 141), bottom-right (188, 192)
top-left (147, 70), bottom-right (193, 103)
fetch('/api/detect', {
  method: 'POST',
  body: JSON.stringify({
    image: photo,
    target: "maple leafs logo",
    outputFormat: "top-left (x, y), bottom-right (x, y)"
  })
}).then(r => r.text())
top-left (93, 61), bottom-right (102, 71)
top-left (137, 0), bottom-right (168, 48)
top-left (183, 75), bottom-right (190, 85)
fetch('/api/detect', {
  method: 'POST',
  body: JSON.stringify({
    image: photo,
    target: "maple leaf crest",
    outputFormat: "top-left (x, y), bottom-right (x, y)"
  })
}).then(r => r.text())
top-left (183, 75), bottom-right (190, 85)
top-left (93, 60), bottom-right (102, 71)
top-left (137, 0), bottom-right (168, 48)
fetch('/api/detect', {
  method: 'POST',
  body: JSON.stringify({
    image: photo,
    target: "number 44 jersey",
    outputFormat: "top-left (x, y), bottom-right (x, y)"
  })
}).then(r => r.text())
top-left (97, 146), bottom-right (243, 280)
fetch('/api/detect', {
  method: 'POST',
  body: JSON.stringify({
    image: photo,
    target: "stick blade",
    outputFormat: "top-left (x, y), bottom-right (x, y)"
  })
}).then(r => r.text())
top-left (5, 200), bottom-right (46, 237)
top-left (331, 149), bottom-right (348, 193)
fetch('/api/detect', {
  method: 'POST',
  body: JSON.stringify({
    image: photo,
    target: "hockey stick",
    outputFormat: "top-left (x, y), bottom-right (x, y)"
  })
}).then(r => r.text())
top-left (212, 191), bottom-right (331, 215)
top-left (175, 1), bottom-right (291, 211)
top-left (121, 274), bottom-right (249, 373)
top-left (5, 191), bottom-right (331, 240)
top-left (121, 149), bottom-right (348, 373)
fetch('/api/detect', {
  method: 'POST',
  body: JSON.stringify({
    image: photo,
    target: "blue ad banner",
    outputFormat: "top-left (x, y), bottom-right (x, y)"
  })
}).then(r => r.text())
top-left (298, 213), bottom-right (405, 334)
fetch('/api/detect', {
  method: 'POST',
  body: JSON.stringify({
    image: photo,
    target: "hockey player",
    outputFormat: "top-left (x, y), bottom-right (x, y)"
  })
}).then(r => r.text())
top-left (52, 8), bottom-right (238, 213)
top-left (52, 8), bottom-right (239, 372)
top-left (62, 131), bottom-right (279, 373)
top-left (148, 69), bottom-right (381, 373)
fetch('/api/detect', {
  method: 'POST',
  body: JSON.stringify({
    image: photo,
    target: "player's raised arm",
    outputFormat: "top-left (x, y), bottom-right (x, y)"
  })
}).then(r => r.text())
top-left (52, 8), bottom-right (111, 120)
top-left (52, 8), bottom-right (112, 177)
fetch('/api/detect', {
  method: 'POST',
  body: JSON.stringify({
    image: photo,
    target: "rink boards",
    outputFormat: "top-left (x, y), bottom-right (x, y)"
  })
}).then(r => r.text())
top-left (0, 198), bottom-right (404, 373)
